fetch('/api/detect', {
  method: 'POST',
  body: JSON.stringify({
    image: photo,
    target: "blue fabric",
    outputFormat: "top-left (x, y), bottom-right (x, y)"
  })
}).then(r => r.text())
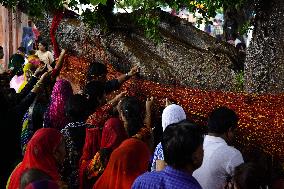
top-left (21, 27), bottom-right (34, 54)
top-left (151, 142), bottom-right (164, 171)
top-left (132, 166), bottom-right (202, 189)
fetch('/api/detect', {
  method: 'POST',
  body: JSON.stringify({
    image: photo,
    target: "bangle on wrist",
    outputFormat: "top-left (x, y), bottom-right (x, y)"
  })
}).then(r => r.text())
top-left (35, 82), bottom-right (43, 89)
top-left (32, 75), bottom-right (39, 79)
top-left (125, 72), bottom-right (131, 79)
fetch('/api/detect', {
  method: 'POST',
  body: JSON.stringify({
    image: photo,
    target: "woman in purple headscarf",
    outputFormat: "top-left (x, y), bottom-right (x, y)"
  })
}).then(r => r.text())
top-left (44, 79), bottom-right (73, 130)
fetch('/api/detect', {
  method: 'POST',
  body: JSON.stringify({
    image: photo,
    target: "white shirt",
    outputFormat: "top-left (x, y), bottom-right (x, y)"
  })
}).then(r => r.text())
top-left (234, 38), bottom-right (242, 47)
top-left (193, 135), bottom-right (244, 189)
top-left (35, 50), bottom-right (54, 65)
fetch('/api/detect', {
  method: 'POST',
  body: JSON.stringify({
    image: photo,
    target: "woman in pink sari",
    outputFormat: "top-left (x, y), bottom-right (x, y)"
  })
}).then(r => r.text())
top-left (43, 79), bottom-right (73, 130)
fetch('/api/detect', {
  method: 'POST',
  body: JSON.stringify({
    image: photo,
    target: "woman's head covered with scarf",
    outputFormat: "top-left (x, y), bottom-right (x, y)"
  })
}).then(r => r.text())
top-left (7, 128), bottom-right (66, 189)
top-left (44, 79), bottom-right (73, 129)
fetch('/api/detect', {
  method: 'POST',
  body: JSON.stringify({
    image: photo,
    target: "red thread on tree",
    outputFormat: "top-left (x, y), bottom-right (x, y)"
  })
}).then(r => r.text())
top-left (50, 11), bottom-right (64, 59)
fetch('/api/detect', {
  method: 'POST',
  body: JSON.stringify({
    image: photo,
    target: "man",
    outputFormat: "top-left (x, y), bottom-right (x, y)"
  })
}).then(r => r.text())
top-left (8, 46), bottom-right (26, 76)
top-left (193, 106), bottom-right (244, 189)
top-left (132, 120), bottom-right (204, 189)
top-left (86, 61), bottom-right (138, 94)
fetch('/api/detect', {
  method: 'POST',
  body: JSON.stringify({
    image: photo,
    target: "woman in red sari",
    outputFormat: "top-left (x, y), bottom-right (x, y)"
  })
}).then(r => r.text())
top-left (80, 118), bottom-right (128, 189)
top-left (79, 83), bottom-right (127, 189)
top-left (6, 128), bottom-right (66, 189)
top-left (93, 96), bottom-right (153, 189)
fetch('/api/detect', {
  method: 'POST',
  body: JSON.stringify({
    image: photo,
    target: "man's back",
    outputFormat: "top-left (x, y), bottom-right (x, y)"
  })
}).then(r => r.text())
top-left (193, 135), bottom-right (243, 189)
top-left (132, 166), bottom-right (202, 189)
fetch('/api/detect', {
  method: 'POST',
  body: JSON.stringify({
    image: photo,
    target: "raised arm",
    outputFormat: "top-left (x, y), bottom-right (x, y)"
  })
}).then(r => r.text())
top-left (117, 65), bottom-right (139, 84)
top-left (144, 97), bottom-right (154, 129)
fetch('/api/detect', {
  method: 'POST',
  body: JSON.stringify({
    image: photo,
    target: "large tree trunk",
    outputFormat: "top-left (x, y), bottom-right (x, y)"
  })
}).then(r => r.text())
top-left (244, 0), bottom-right (284, 93)
top-left (52, 10), bottom-right (243, 92)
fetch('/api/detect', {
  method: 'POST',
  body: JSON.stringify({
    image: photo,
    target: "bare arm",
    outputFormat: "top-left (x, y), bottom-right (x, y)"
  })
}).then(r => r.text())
top-left (144, 97), bottom-right (154, 128)
top-left (117, 65), bottom-right (139, 84)
top-left (54, 49), bottom-right (66, 71)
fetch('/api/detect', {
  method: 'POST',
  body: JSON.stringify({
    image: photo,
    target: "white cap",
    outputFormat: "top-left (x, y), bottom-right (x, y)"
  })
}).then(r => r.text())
top-left (162, 104), bottom-right (186, 131)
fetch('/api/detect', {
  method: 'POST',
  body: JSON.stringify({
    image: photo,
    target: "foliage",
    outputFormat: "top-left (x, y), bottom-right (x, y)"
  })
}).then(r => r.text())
top-left (0, 0), bottom-right (248, 40)
top-left (235, 70), bottom-right (244, 91)
top-left (0, 0), bottom-right (248, 22)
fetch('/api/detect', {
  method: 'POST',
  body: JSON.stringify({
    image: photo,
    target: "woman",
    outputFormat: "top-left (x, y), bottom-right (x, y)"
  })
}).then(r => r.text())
top-left (21, 50), bottom-right (66, 154)
top-left (79, 85), bottom-right (127, 189)
top-left (84, 118), bottom-right (128, 186)
top-left (35, 41), bottom-right (54, 66)
top-left (151, 100), bottom-right (187, 171)
top-left (6, 128), bottom-right (66, 189)
top-left (43, 79), bottom-right (73, 130)
top-left (93, 96), bottom-right (153, 189)
top-left (18, 55), bottom-right (41, 93)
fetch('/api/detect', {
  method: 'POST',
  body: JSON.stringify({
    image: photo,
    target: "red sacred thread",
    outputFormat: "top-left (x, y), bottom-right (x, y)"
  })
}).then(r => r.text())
top-left (50, 11), bottom-right (64, 59)
top-left (60, 55), bottom-right (284, 162)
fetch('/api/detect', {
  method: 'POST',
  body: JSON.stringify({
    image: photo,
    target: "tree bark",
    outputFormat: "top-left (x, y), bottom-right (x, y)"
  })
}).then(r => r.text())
top-left (244, 0), bottom-right (284, 93)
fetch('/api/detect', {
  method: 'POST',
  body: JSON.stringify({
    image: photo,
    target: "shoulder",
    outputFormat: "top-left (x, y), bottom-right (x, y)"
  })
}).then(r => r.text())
top-left (223, 145), bottom-right (243, 158)
top-left (132, 171), bottom-right (163, 188)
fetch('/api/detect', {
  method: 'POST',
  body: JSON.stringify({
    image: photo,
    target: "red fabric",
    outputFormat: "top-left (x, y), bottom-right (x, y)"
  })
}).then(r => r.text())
top-left (7, 128), bottom-right (63, 189)
top-left (32, 28), bottom-right (40, 41)
top-left (86, 104), bottom-right (113, 128)
top-left (101, 118), bottom-right (128, 150)
top-left (79, 127), bottom-right (101, 189)
top-left (93, 138), bottom-right (151, 189)
top-left (50, 11), bottom-right (64, 59)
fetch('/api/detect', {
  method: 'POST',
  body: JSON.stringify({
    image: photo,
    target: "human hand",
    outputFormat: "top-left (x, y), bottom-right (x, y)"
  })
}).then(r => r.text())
top-left (165, 98), bottom-right (172, 107)
top-left (60, 49), bottom-right (66, 56)
top-left (146, 97), bottom-right (154, 111)
top-left (128, 65), bottom-right (139, 77)
top-left (109, 91), bottom-right (127, 106)
top-left (34, 64), bottom-right (47, 78)
top-left (115, 91), bottom-right (127, 101)
top-left (38, 71), bottom-right (51, 85)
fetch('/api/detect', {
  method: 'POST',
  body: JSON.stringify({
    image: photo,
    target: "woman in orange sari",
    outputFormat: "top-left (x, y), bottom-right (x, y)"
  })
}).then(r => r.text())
top-left (6, 128), bottom-right (66, 189)
top-left (93, 96), bottom-right (153, 189)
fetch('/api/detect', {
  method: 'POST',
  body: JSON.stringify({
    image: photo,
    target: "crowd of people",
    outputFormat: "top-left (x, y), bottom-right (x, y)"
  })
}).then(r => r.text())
top-left (0, 27), bottom-right (284, 189)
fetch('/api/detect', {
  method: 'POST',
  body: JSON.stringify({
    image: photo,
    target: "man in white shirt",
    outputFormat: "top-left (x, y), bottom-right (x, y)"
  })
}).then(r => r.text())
top-left (193, 107), bottom-right (244, 189)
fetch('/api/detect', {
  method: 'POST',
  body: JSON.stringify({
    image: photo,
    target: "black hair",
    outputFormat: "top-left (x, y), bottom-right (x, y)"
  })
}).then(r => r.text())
top-left (28, 20), bottom-right (33, 27)
top-left (234, 163), bottom-right (266, 189)
top-left (86, 62), bottom-right (107, 81)
top-left (236, 43), bottom-right (246, 50)
top-left (18, 46), bottom-right (26, 53)
top-left (28, 50), bottom-right (36, 55)
top-left (20, 168), bottom-right (51, 189)
top-left (0, 46), bottom-right (3, 50)
top-left (83, 80), bottom-right (106, 112)
top-left (39, 41), bottom-right (48, 50)
top-left (208, 106), bottom-right (238, 134)
top-left (120, 96), bottom-right (143, 137)
top-left (65, 94), bottom-right (90, 122)
top-left (162, 120), bottom-right (203, 169)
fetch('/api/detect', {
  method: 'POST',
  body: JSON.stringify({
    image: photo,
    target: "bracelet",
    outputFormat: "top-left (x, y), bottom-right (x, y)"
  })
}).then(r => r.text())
top-left (125, 72), bottom-right (131, 79)
top-left (35, 82), bottom-right (44, 89)
top-left (32, 75), bottom-right (39, 79)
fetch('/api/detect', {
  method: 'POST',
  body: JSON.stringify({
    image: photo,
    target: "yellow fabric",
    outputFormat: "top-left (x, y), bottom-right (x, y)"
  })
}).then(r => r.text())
top-left (18, 63), bottom-right (33, 92)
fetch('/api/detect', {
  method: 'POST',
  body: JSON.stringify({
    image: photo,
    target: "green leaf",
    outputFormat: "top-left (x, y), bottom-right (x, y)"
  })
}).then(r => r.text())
top-left (89, 0), bottom-right (107, 6)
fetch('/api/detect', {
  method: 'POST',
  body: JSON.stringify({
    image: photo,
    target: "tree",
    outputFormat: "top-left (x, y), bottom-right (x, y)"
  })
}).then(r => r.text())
top-left (2, 0), bottom-right (284, 93)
